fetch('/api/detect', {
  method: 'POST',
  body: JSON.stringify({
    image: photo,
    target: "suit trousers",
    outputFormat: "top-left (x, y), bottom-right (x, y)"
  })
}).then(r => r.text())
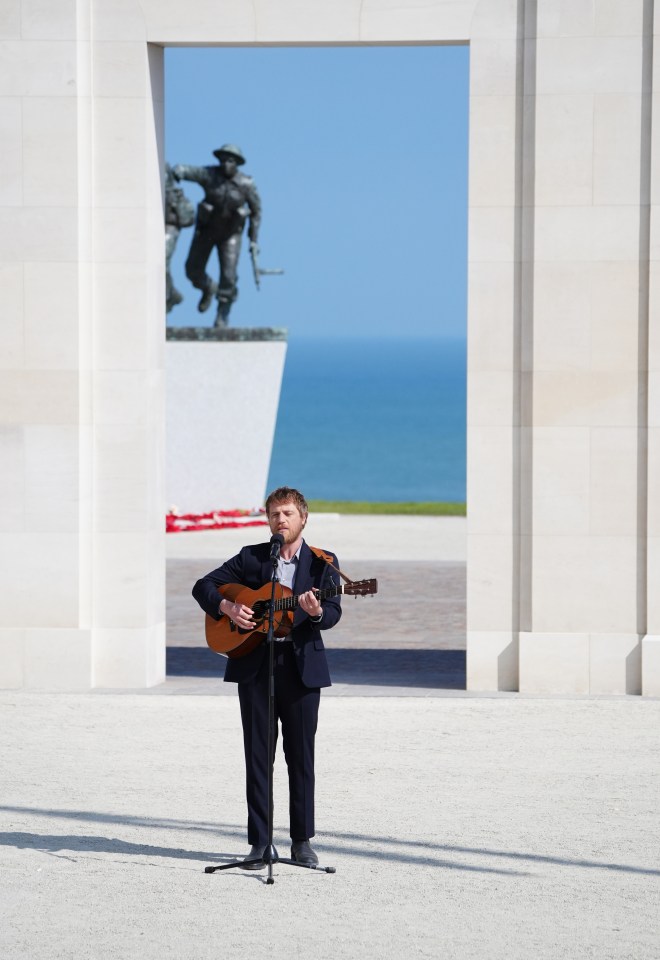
top-left (185, 228), bottom-right (242, 304)
top-left (237, 642), bottom-right (320, 846)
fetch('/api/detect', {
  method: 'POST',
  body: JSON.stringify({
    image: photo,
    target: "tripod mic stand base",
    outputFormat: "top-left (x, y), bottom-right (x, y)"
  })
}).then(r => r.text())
top-left (204, 849), bottom-right (337, 877)
top-left (277, 857), bottom-right (336, 873)
top-left (204, 843), bottom-right (279, 874)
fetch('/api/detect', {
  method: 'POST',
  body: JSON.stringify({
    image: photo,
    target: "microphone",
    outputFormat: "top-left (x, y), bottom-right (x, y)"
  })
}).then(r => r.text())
top-left (269, 533), bottom-right (284, 560)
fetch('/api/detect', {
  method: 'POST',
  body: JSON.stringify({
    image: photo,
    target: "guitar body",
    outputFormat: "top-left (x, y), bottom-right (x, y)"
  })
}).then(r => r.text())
top-left (205, 582), bottom-right (295, 658)
top-left (203, 575), bottom-right (377, 659)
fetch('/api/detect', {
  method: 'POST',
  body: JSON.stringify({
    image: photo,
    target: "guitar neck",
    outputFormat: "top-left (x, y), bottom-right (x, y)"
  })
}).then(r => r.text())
top-left (275, 584), bottom-right (341, 613)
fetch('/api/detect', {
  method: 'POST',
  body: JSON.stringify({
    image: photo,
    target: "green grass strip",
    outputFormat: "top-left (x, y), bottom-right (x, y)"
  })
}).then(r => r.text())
top-left (307, 500), bottom-right (466, 516)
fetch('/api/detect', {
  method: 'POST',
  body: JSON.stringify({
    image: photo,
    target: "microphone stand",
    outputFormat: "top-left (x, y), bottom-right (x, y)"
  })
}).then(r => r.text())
top-left (205, 542), bottom-right (336, 884)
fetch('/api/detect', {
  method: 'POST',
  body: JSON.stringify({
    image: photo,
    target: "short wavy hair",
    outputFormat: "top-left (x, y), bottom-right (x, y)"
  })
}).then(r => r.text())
top-left (265, 486), bottom-right (308, 519)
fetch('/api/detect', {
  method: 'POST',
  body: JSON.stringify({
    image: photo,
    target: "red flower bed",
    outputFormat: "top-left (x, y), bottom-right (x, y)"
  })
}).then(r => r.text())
top-left (166, 508), bottom-right (269, 534)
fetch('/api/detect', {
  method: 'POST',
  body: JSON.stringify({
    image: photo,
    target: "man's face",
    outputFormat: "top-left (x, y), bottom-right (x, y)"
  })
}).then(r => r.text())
top-left (267, 500), bottom-right (306, 545)
top-left (220, 156), bottom-right (238, 178)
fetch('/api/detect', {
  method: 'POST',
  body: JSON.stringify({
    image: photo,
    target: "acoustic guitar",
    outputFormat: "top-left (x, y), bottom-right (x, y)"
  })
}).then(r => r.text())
top-left (205, 578), bottom-right (378, 658)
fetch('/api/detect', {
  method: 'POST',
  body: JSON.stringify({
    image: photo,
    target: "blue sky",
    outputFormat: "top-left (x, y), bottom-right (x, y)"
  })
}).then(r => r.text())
top-left (164, 45), bottom-right (469, 341)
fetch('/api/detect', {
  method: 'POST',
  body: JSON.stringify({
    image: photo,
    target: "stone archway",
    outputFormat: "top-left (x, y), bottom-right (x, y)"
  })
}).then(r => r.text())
top-left (0, 0), bottom-right (657, 695)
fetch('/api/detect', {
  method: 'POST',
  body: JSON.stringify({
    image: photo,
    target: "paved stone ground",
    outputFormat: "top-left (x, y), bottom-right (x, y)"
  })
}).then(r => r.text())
top-left (166, 559), bottom-right (467, 695)
top-left (2, 693), bottom-right (658, 960)
top-left (3, 522), bottom-right (658, 959)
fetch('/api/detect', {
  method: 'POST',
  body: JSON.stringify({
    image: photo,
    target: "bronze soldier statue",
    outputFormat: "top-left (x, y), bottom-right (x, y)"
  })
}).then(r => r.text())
top-left (173, 144), bottom-right (261, 327)
top-left (164, 163), bottom-right (194, 313)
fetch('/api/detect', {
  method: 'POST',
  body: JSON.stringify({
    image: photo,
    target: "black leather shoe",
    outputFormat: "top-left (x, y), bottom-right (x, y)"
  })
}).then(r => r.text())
top-left (291, 840), bottom-right (318, 866)
top-left (197, 282), bottom-right (217, 313)
top-left (239, 845), bottom-right (266, 870)
top-left (214, 302), bottom-right (229, 328)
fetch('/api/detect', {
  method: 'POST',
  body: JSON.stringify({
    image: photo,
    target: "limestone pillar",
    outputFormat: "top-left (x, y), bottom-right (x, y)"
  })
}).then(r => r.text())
top-left (0, 6), bottom-right (166, 688)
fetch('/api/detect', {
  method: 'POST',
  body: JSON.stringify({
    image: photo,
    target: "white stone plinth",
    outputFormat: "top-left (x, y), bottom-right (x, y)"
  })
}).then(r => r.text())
top-left (466, 632), bottom-right (518, 691)
top-left (641, 636), bottom-right (660, 697)
top-left (589, 634), bottom-right (641, 696)
top-left (520, 633), bottom-right (591, 695)
top-left (166, 331), bottom-right (287, 513)
top-left (519, 632), bottom-right (642, 695)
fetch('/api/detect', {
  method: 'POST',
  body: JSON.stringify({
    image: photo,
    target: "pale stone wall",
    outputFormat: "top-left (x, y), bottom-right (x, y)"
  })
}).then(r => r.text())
top-left (467, 0), bottom-right (659, 696)
top-left (0, 2), bottom-right (167, 689)
top-left (0, 0), bottom-right (657, 694)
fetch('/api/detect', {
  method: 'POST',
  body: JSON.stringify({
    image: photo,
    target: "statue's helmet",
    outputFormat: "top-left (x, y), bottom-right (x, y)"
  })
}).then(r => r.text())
top-left (212, 143), bottom-right (246, 165)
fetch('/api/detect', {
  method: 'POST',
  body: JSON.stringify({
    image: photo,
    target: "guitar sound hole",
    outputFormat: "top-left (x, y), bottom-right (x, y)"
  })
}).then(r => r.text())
top-left (252, 600), bottom-right (268, 622)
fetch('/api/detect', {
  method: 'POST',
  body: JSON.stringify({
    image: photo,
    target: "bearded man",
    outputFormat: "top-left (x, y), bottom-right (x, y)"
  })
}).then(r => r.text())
top-left (192, 486), bottom-right (342, 868)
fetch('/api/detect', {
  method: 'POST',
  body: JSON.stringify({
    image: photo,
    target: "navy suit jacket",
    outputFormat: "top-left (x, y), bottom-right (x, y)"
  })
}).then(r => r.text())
top-left (192, 540), bottom-right (342, 688)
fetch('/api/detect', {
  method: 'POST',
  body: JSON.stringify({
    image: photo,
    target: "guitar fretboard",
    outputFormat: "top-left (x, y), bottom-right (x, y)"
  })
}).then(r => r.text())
top-left (274, 584), bottom-right (341, 613)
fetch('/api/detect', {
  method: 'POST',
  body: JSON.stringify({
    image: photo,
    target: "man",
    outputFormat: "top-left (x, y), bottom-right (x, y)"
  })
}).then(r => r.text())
top-left (164, 163), bottom-right (194, 313)
top-left (172, 144), bottom-right (261, 328)
top-left (192, 487), bottom-right (342, 868)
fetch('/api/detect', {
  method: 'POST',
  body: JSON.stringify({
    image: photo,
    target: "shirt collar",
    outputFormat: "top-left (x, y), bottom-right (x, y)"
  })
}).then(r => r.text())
top-left (279, 543), bottom-right (302, 564)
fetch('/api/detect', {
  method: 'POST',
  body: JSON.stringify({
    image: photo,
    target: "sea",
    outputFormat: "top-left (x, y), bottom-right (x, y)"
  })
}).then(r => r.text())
top-left (266, 337), bottom-right (466, 503)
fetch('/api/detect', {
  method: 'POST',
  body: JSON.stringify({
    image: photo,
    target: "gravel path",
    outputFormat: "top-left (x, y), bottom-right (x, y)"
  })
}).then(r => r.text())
top-left (4, 520), bottom-right (657, 958)
top-left (2, 692), bottom-right (659, 960)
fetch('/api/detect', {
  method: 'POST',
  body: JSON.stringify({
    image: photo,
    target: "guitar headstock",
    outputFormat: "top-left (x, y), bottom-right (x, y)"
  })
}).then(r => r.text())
top-left (344, 578), bottom-right (377, 597)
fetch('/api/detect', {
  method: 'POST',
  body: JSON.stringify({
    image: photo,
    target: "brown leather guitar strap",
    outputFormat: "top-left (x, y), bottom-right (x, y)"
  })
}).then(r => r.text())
top-left (309, 545), bottom-right (355, 585)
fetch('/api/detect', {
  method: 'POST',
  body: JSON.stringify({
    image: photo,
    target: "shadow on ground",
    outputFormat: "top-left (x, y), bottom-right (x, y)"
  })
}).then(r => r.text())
top-left (166, 647), bottom-right (466, 689)
top-left (3, 806), bottom-right (660, 878)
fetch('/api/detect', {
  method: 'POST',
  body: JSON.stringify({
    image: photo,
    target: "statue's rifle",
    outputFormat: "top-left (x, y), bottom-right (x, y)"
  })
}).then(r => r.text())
top-left (250, 243), bottom-right (284, 291)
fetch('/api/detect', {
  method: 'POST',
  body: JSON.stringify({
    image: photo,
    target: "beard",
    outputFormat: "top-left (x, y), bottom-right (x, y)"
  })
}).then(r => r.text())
top-left (269, 510), bottom-right (306, 545)
top-left (280, 519), bottom-right (304, 544)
